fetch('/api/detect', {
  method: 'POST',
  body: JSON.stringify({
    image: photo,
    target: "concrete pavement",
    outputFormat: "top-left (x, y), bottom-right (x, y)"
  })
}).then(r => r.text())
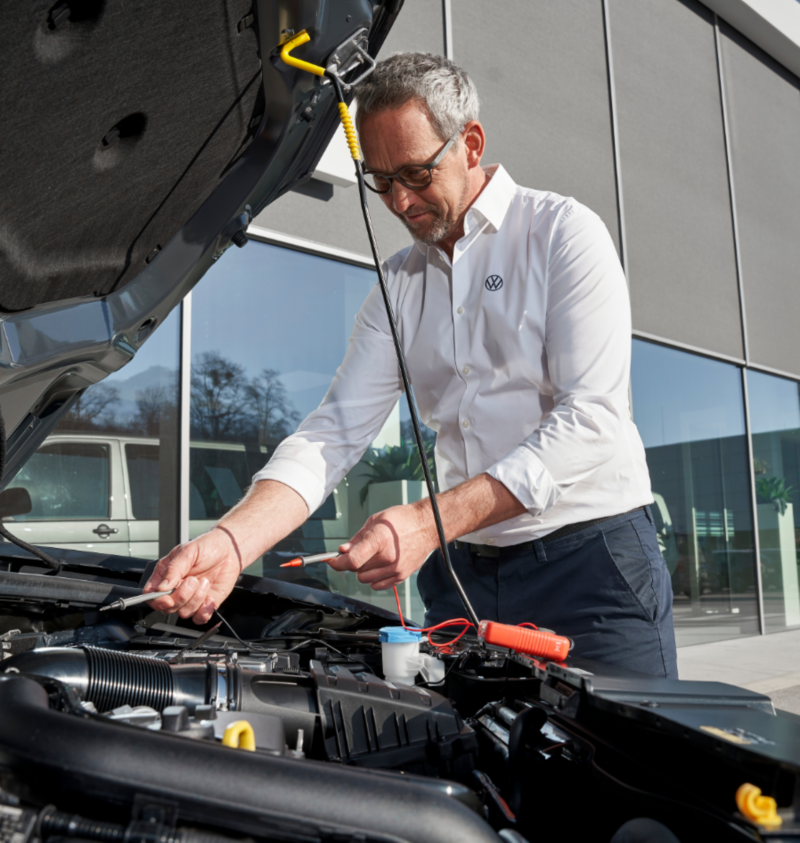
top-left (677, 627), bottom-right (800, 714)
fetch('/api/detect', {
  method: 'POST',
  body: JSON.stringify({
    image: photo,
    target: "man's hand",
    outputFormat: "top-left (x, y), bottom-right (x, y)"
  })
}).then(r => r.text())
top-left (143, 527), bottom-right (243, 624)
top-left (329, 502), bottom-right (437, 590)
top-left (330, 473), bottom-right (526, 590)
top-left (142, 479), bottom-right (309, 624)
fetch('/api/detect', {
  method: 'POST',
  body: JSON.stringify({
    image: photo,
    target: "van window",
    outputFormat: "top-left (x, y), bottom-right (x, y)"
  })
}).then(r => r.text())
top-left (190, 448), bottom-right (251, 520)
top-left (125, 444), bottom-right (159, 520)
top-left (9, 442), bottom-right (110, 519)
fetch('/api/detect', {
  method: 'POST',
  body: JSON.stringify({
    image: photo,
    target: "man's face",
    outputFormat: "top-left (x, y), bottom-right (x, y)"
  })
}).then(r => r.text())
top-left (359, 101), bottom-right (471, 245)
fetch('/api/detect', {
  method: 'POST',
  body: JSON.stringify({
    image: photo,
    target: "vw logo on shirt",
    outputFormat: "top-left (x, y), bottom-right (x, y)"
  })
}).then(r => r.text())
top-left (485, 274), bottom-right (504, 291)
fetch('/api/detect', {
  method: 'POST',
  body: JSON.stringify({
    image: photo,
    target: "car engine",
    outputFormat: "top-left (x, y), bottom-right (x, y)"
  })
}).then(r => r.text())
top-left (0, 560), bottom-right (799, 843)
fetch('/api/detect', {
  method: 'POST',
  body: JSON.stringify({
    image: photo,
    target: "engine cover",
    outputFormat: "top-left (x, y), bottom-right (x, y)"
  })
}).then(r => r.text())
top-left (311, 660), bottom-right (477, 773)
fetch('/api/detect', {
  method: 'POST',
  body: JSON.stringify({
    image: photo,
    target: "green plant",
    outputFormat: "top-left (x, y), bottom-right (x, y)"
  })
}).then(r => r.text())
top-left (358, 443), bottom-right (436, 506)
top-left (756, 476), bottom-right (795, 516)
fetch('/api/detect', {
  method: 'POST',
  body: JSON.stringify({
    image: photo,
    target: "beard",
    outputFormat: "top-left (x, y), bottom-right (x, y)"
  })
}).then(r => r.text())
top-left (396, 182), bottom-right (471, 245)
top-left (400, 209), bottom-right (452, 243)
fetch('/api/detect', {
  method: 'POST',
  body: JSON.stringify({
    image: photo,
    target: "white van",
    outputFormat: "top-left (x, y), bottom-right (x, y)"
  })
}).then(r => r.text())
top-left (1, 432), bottom-right (424, 619)
top-left (1, 434), bottom-right (349, 562)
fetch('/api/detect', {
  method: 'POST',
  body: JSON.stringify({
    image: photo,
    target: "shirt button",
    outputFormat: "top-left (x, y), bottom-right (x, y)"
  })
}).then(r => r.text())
top-left (462, 419), bottom-right (470, 429)
top-left (486, 538), bottom-right (495, 545)
top-left (456, 306), bottom-right (464, 315)
top-left (462, 366), bottom-right (470, 375)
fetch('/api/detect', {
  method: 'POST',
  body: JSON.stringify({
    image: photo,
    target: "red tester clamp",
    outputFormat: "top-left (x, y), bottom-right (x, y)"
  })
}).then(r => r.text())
top-left (478, 620), bottom-right (572, 662)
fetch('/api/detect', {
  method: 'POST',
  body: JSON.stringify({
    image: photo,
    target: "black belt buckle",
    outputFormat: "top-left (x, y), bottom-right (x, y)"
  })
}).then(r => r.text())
top-left (454, 540), bottom-right (500, 558)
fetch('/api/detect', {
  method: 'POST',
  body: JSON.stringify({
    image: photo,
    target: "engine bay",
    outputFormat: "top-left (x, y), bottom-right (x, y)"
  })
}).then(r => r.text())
top-left (1, 554), bottom-right (800, 843)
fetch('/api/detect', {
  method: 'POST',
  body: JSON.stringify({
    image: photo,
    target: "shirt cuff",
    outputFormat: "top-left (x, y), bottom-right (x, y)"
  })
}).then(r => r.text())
top-left (486, 444), bottom-right (560, 517)
top-left (252, 458), bottom-right (327, 515)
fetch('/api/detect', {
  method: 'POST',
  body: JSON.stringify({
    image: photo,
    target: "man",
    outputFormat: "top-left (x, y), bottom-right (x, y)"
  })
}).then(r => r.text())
top-left (145, 53), bottom-right (677, 678)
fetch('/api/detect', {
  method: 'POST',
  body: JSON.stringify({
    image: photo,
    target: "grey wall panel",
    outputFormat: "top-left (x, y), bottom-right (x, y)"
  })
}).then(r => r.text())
top-left (378, 0), bottom-right (445, 57)
top-left (452, 0), bottom-right (620, 251)
top-left (253, 0), bottom-right (443, 258)
top-left (720, 23), bottom-right (800, 376)
top-left (610, 0), bottom-right (743, 358)
top-left (252, 186), bottom-right (413, 260)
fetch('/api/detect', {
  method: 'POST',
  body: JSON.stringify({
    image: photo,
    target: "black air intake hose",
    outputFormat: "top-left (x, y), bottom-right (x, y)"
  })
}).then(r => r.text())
top-left (4, 647), bottom-right (210, 713)
top-left (83, 646), bottom-right (173, 712)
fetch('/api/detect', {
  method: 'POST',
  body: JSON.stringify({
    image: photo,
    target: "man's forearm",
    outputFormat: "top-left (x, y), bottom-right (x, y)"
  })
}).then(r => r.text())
top-left (215, 479), bottom-right (309, 564)
top-left (412, 473), bottom-right (526, 549)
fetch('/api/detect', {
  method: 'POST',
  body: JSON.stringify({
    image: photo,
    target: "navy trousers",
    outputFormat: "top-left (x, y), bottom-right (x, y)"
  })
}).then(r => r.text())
top-left (417, 507), bottom-right (678, 678)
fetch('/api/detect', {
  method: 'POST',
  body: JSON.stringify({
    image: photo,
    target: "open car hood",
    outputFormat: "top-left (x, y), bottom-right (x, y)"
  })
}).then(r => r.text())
top-left (0, 0), bottom-right (401, 483)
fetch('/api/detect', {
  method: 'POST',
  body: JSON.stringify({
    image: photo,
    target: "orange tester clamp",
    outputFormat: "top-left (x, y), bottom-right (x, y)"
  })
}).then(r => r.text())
top-left (478, 620), bottom-right (572, 662)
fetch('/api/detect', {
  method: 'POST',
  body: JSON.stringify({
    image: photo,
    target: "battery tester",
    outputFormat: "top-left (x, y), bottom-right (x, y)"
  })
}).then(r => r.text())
top-left (279, 32), bottom-right (572, 664)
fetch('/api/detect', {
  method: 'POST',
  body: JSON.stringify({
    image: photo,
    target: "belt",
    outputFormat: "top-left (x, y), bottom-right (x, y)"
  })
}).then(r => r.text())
top-left (453, 506), bottom-right (646, 558)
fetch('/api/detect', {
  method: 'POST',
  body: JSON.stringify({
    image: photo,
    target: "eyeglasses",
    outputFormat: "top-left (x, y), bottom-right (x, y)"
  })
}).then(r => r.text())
top-left (363, 135), bottom-right (459, 194)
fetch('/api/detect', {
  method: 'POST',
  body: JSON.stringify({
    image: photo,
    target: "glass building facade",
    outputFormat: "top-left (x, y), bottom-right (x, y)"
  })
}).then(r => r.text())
top-left (6, 236), bottom-right (800, 644)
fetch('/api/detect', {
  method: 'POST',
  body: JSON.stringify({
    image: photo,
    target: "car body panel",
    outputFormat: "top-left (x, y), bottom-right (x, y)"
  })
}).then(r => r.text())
top-left (0, 0), bottom-right (401, 484)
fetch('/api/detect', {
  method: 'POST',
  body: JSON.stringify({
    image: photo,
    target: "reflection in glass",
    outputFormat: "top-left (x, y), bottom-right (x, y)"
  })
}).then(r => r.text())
top-left (631, 340), bottom-right (758, 645)
top-left (747, 370), bottom-right (800, 631)
top-left (191, 242), bottom-right (426, 621)
top-left (1, 311), bottom-right (180, 558)
top-left (10, 442), bottom-right (110, 520)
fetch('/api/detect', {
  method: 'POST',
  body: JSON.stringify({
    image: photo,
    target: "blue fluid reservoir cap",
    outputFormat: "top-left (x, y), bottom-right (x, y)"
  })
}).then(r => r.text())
top-left (379, 626), bottom-right (423, 644)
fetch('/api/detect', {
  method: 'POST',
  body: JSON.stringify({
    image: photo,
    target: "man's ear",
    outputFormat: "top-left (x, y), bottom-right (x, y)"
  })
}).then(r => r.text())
top-left (462, 120), bottom-right (485, 168)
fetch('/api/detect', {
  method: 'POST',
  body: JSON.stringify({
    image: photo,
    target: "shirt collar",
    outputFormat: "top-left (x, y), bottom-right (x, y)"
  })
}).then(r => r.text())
top-left (464, 164), bottom-right (515, 234)
top-left (412, 164), bottom-right (517, 257)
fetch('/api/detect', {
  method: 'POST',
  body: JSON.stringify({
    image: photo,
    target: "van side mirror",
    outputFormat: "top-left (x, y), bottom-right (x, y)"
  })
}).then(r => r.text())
top-left (0, 487), bottom-right (32, 519)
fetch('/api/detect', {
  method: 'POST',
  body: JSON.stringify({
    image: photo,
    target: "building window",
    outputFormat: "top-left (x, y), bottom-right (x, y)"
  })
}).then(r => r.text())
top-left (2, 310), bottom-right (180, 559)
top-left (191, 241), bottom-right (427, 621)
top-left (631, 339), bottom-right (758, 646)
top-left (747, 370), bottom-right (800, 632)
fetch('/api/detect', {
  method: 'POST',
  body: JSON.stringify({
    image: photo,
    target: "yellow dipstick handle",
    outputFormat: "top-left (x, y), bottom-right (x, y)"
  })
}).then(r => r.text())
top-left (279, 31), bottom-right (361, 162)
top-left (338, 102), bottom-right (361, 161)
top-left (280, 30), bottom-right (326, 77)
top-left (736, 783), bottom-right (782, 828)
top-left (222, 720), bottom-right (256, 751)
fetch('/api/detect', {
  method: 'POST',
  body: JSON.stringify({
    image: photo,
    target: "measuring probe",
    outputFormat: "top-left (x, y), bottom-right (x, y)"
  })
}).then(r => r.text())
top-left (100, 588), bottom-right (175, 612)
top-left (279, 33), bottom-right (571, 664)
top-left (280, 552), bottom-right (340, 568)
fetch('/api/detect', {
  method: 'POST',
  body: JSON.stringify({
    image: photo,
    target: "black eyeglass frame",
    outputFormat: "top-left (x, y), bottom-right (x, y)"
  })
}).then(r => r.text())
top-left (362, 134), bottom-right (459, 194)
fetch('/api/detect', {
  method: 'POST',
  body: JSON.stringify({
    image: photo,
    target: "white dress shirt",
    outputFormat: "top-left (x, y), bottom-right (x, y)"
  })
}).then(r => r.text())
top-left (254, 164), bottom-right (653, 545)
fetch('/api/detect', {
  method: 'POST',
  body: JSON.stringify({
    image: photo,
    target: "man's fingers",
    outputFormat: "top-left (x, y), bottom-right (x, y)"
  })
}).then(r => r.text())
top-left (343, 528), bottom-right (385, 570)
top-left (144, 545), bottom-right (198, 595)
top-left (142, 548), bottom-right (180, 593)
top-left (356, 561), bottom-right (396, 584)
top-left (193, 598), bottom-right (217, 626)
top-left (160, 575), bottom-right (202, 614)
top-left (178, 577), bottom-right (211, 620)
top-left (371, 574), bottom-right (403, 591)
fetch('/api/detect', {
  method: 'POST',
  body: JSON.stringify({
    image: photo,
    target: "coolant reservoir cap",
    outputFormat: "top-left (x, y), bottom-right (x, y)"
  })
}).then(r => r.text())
top-left (379, 626), bottom-right (422, 643)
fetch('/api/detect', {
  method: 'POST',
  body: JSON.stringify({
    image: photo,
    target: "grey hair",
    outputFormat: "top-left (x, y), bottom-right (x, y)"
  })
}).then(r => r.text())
top-left (355, 52), bottom-right (480, 141)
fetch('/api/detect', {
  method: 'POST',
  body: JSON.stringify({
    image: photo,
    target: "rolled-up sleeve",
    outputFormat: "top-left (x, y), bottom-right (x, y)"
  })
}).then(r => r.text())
top-left (252, 275), bottom-right (403, 514)
top-left (486, 207), bottom-right (631, 516)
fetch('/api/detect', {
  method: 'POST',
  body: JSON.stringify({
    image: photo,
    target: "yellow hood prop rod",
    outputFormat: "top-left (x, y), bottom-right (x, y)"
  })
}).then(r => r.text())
top-left (278, 31), bottom-right (481, 629)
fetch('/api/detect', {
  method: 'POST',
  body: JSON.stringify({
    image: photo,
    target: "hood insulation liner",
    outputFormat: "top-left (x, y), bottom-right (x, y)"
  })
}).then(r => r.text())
top-left (1, 0), bottom-right (263, 311)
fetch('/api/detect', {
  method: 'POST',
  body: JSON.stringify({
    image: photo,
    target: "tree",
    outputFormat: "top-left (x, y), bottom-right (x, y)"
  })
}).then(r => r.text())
top-left (245, 368), bottom-right (300, 445)
top-left (62, 384), bottom-right (120, 431)
top-left (191, 351), bottom-right (250, 441)
top-left (132, 384), bottom-right (176, 437)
